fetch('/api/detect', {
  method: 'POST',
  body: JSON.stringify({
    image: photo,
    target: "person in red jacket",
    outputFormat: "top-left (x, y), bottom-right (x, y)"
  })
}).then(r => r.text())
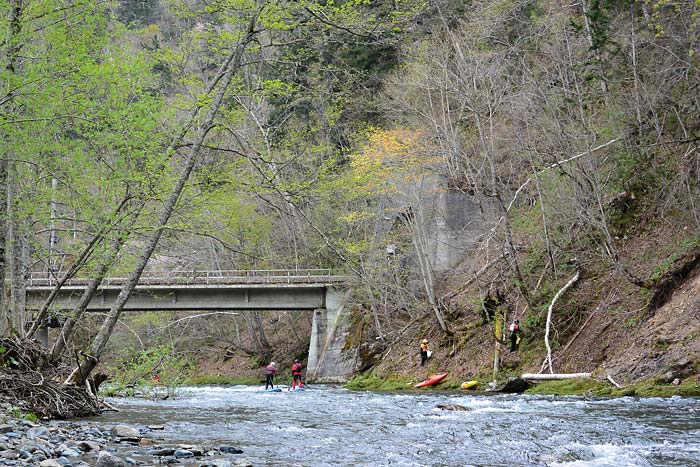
top-left (291, 359), bottom-right (303, 389)
top-left (265, 362), bottom-right (277, 389)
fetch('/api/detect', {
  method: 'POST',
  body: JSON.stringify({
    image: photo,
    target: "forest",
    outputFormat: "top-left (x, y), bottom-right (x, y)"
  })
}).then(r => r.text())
top-left (1, 0), bottom-right (699, 413)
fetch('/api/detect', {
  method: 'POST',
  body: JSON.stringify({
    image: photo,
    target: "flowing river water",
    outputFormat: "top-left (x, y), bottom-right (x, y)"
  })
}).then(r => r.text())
top-left (82, 385), bottom-right (700, 467)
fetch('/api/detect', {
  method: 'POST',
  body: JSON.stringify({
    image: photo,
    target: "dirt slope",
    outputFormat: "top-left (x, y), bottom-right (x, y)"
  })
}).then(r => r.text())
top-left (599, 271), bottom-right (700, 385)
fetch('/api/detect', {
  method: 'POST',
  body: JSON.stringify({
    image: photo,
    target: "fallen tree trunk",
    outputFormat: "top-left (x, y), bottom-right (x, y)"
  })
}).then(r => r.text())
top-left (521, 372), bottom-right (592, 380)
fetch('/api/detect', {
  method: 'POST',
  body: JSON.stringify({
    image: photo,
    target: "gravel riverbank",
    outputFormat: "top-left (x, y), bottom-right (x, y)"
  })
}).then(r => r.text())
top-left (0, 405), bottom-right (255, 467)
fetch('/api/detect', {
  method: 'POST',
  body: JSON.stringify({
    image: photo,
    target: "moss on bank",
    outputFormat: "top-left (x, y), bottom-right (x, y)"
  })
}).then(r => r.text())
top-left (187, 374), bottom-right (262, 386)
top-left (525, 377), bottom-right (700, 397)
top-left (345, 375), bottom-right (416, 390)
top-left (345, 373), bottom-right (700, 397)
top-left (345, 374), bottom-right (466, 391)
top-left (524, 378), bottom-right (610, 395)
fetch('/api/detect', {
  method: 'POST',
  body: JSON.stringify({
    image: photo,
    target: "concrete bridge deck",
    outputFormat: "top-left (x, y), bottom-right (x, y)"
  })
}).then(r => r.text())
top-left (26, 269), bottom-right (347, 312)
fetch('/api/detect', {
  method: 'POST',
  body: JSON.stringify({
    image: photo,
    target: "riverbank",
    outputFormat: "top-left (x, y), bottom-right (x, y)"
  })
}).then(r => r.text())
top-left (0, 402), bottom-right (255, 467)
top-left (343, 373), bottom-right (700, 397)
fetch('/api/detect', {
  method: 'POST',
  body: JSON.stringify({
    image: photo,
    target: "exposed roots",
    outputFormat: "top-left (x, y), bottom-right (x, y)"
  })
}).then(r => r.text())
top-left (0, 337), bottom-right (101, 419)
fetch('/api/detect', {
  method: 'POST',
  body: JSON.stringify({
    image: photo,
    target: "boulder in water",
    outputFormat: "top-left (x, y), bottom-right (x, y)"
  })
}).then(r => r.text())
top-left (498, 378), bottom-right (531, 393)
top-left (110, 425), bottom-right (140, 441)
top-left (436, 403), bottom-right (469, 412)
top-left (95, 450), bottom-right (127, 467)
top-left (219, 445), bottom-right (244, 454)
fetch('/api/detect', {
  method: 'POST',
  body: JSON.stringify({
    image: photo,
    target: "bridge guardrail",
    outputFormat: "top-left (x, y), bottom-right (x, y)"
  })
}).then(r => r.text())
top-left (27, 269), bottom-right (346, 287)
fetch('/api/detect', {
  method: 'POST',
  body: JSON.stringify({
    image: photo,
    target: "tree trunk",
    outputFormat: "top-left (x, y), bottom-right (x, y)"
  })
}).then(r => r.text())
top-left (26, 223), bottom-right (111, 338)
top-left (492, 308), bottom-right (503, 383)
top-left (522, 372), bottom-right (591, 380)
top-left (542, 270), bottom-right (580, 374)
top-left (0, 158), bottom-right (7, 337)
top-left (69, 15), bottom-right (260, 386)
top-left (0, 0), bottom-right (25, 337)
top-left (8, 163), bottom-right (27, 335)
top-left (49, 235), bottom-right (124, 364)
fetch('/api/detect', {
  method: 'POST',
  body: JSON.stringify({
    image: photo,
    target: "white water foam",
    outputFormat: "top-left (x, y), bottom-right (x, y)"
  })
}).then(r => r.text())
top-left (546, 442), bottom-right (652, 467)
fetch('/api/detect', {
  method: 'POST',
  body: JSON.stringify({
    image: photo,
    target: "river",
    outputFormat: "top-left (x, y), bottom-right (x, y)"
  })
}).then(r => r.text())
top-left (84, 385), bottom-right (700, 467)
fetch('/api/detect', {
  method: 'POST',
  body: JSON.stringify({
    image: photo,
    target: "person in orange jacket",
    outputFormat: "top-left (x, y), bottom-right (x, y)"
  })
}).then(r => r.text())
top-left (420, 339), bottom-right (429, 366)
top-left (291, 359), bottom-right (303, 389)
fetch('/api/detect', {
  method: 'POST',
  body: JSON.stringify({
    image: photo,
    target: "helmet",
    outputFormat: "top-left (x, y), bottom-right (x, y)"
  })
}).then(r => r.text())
top-left (294, 359), bottom-right (299, 363)
top-left (422, 339), bottom-right (428, 344)
top-left (271, 362), bottom-right (276, 366)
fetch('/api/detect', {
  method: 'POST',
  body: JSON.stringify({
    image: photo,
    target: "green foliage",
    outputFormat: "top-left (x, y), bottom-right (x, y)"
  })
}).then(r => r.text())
top-left (345, 374), bottom-right (415, 390)
top-left (525, 376), bottom-right (700, 397)
top-left (106, 344), bottom-right (193, 393)
top-left (648, 234), bottom-right (700, 283)
top-left (7, 406), bottom-right (22, 419)
top-left (0, 347), bottom-right (19, 368)
top-left (525, 378), bottom-right (610, 395)
top-left (187, 374), bottom-right (261, 385)
top-left (345, 373), bottom-right (458, 391)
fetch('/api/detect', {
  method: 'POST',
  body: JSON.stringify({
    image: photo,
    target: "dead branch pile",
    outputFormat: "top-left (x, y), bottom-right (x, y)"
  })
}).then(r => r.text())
top-left (0, 337), bottom-right (100, 419)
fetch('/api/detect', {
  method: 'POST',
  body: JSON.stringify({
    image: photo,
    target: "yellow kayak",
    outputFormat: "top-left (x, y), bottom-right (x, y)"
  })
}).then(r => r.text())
top-left (461, 380), bottom-right (479, 390)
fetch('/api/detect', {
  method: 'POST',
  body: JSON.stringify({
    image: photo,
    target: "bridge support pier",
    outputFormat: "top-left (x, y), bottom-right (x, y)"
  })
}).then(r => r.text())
top-left (307, 288), bottom-right (356, 383)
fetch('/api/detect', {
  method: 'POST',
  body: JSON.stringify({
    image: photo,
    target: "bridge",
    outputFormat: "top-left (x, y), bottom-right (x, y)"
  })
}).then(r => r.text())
top-left (26, 269), bottom-right (346, 312)
top-left (26, 269), bottom-right (351, 382)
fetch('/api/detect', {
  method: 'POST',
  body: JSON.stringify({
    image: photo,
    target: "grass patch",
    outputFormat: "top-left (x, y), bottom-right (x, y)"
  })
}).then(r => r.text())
top-left (187, 374), bottom-right (261, 386)
top-left (345, 373), bottom-right (463, 391)
top-left (525, 376), bottom-right (700, 397)
top-left (345, 375), bottom-right (415, 390)
top-left (525, 378), bottom-right (608, 395)
top-left (606, 378), bottom-right (700, 398)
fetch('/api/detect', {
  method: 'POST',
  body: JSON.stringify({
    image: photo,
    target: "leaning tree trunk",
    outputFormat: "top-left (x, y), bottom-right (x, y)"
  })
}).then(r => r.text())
top-left (542, 270), bottom-right (580, 374)
top-left (68, 16), bottom-right (259, 386)
top-left (26, 193), bottom-right (134, 339)
top-left (49, 235), bottom-right (124, 364)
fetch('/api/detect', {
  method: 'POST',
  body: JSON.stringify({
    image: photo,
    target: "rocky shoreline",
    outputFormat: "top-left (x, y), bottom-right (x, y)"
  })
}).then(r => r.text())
top-left (0, 407), bottom-right (254, 467)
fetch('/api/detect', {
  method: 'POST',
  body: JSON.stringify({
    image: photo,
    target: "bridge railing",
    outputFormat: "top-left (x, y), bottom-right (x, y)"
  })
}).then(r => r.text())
top-left (27, 269), bottom-right (345, 287)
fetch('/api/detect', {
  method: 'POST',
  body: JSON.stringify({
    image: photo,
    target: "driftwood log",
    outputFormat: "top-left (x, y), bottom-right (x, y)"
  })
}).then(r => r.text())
top-left (521, 372), bottom-right (592, 380)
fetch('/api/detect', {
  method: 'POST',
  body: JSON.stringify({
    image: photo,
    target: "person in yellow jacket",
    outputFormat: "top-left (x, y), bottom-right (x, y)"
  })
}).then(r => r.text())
top-left (420, 339), bottom-right (429, 366)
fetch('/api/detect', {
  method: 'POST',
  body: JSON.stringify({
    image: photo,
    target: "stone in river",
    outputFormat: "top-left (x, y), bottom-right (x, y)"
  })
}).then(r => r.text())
top-left (148, 447), bottom-right (175, 456)
top-left (62, 447), bottom-right (81, 457)
top-left (27, 426), bottom-right (50, 440)
top-left (38, 460), bottom-right (63, 467)
top-left (219, 445), bottom-right (243, 454)
top-left (138, 437), bottom-right (158, 446)
top-left (95, 450), bottom-right (127, 467)
top-left (78, 440), bottom-right (101, 452)
top-left (110, 425), bottom-right (141, 442)
top-left (174, 448), bottom-right (194, 458)
top-left (436, 403), bottom-right (469, 411)
top-left (200, 460), bottom-right (233, 467)
top-left (0, 424), bottom-right (15, 434)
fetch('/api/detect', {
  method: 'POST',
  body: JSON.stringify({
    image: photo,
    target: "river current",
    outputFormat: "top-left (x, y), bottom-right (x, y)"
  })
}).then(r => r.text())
top-left (85, 385), bottom-right (700, 467)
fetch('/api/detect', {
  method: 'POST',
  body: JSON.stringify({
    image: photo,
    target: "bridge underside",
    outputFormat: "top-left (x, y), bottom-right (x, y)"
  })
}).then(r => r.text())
top-left (26, 285), bottom-right (327, 312)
